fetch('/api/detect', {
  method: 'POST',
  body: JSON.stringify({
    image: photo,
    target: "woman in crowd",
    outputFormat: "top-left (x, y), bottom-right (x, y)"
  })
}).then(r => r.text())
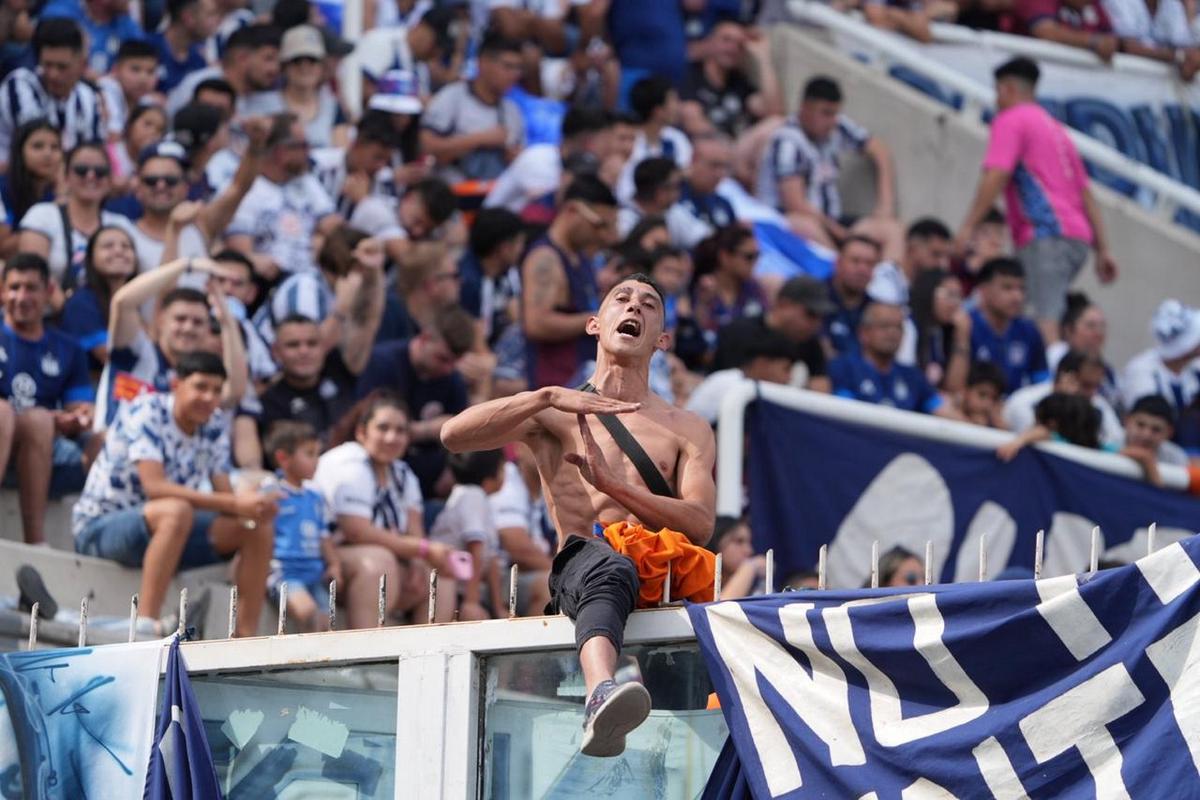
top-left (0, 118), bottom-right (61, 257)
top-left (315, 391), bottom-right (467, 628)
top-left (709, 516), bottom-right (764, 599)
top-left (691, 225), bottom-right (767, 341)
top-left (59, 226), bottom-right (139, 372)
top-left (108, 105), bottom-right (169, 193)
top-left (876, 546), bottom-right (925, 587)
top-left (1048, 293), bottom-right (1122, 412)
top-left (910, 268), bottom-right (972, 392)
top-left (281, 26), bottom-right (350, 149)
top-left (17, 142), bottom-right (132, 292)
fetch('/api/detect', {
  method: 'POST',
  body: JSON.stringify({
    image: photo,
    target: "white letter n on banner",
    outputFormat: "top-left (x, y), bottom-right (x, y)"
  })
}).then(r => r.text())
top-left (704, 601), bottom-right (866, 797)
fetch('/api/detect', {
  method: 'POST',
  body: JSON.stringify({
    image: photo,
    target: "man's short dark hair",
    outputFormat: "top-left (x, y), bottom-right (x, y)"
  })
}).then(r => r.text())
top-left (1130, 395), bottom-right (1176, 427)
top-left (212, 248), bottom-right (254, 276)
top-left (840, 233), bottom-right (881, 255)
top-left (603, 272), bottom-right (665, 305)
top-left (276, 311), bottom-right (320, 330)
top-left (116, 39), bottom-right (158, 63)
top-left (994, 56), bottom-right (1040, 87)
top-left (967, 361), bottom-right (1007, 395)
top-left (264, 420), bottom-right (319, 458)
top-left (33, 17), bottom-right (84, 57)
top-left (629, 76), bottom-right (675, 123)
top-left (161, 286), bottom-right (209, 311)
top-left (166, 0), bottom-right (199, 22)
top-left (742, 328), bottom-right (795, 365)
top-left (429, 305), bottom-right (476, 358)
top-left (405, 178), bottom-right (457, 227)
top-left (633, 157), bottom-right (678, 201)
top-left (803, 76), bottom-right (842, 104)
top-left (563, 174), bottom-right (617, 208)
top-left (224, 23), bottom-right (283, 55)
top-left (470, 208), bottom-right (524, 258)
top-left (479, 30), bottom-right (522, 58)
top-left (561, 107), bottom-right (611, 141)
top-left (356, 109), bottom-right (396, 147)
top-left (193, 77), bottom-right (236, 107)
top-left (3, 253), bottom-right (49, 284)
top-left (448, 449), bottom-right (505, 486)
top-left (978, 257), bottom-right (1024, 283)
top-left (175, 350), bottom-right (227, 380)
top-left (906, 217), bottom-right (952, 242)
top-left (1057, 349), bottom-right (1104, 378)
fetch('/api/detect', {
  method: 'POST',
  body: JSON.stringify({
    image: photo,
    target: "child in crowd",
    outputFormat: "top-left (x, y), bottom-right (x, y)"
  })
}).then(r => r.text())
top-left (431, 449), bottom-right (507, 621)
top-left (707, 516), bottom-right (764, 599)
top-left (959, 361), bottom-right (1008, 429)
top-left (996, 393), bottom-right (1103, 462)
top-left (98, 40), bottom-right (162, 143)
top-left (1121, 395), bottom-right (1190, 486)
top-left (266, 421), bottom-right (342, 632)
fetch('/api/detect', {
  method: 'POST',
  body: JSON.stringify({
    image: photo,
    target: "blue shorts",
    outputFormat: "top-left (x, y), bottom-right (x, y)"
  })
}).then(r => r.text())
top-left (75, 507), bottom-right (224, 569)
top-left (2, 436), bottom-right (86, 495)
top-left (268, 560), bottom-right (331, 613)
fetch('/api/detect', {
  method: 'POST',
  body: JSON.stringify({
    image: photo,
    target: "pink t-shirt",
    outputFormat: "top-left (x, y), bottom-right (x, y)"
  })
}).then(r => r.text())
top-left (982, 102), bottom-right (1093, 248)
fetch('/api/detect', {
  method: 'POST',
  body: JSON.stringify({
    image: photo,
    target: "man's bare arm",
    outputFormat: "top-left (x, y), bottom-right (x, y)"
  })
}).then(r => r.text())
top-left (442, 387), bottom-right (641, 453)
top-left (566, 413), bottom-right (716, 544)
top-left (521, 247), bottom-right (591, 342)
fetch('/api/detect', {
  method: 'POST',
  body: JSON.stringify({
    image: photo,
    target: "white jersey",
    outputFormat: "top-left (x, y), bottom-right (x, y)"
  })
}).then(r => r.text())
top-left (757, 115), bottom-right (870, 219)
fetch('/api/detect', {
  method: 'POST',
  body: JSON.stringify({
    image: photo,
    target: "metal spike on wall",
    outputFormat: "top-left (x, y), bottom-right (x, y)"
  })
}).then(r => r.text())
top-left (508, 565), bottom-right (518, 618)
top-left (713, 553), bottom-right (723, 601)
top-left (924, 541), bottom-right (933, 586)
top-left (1034, 530), bottom-right (1045, 580)
top-left (765, 549), bottom-right (775, 595)
top-left (177, 588), bottom-right (188, 637)
top-left (978, 533), bottom-right (988, 582)
top-left (78, 597), bottom-right (88, 648)
top-left (378, 574), bottom-right (387, 628)
top-left (1148, 522), bottom-right (1158, 556)
top-left (277, 582), bottom-right (288, 636)
top-left (328, 580), bottom-right (337, 631)
top-left (870, 540), bottom-right (879, 589)
top-left (817, 545), bottom-right (827, 590)
top-left (128, 595), bottom-right (139, 643)
top-left (663, 560), bottom-right (672, 605)
top-left (228, 586), bottom-right (238, 638)
top-left (27, 602), bottom-right (38, 650)
top-left (1090, 526), bottom-right (1101, 573)
top-left (427, 570), bottom-right (438, 625)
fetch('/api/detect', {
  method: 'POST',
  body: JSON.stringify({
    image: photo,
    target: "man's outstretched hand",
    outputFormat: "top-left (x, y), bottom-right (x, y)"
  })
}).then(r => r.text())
top-left (544, 386), bottom-right (640, 415)
top-left (565, 413), bottom-right (617, 494)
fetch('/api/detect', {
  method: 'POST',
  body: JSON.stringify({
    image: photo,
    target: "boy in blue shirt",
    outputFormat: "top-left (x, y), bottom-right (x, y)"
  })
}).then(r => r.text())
top-left (265, 421), bottom-right (342, 632)
top-left (969, 258), bottom-right (1049, 393)
top-left (0, 253), bottom-right (94, 544)
top-left (830, 302), bottom-right (959, 418)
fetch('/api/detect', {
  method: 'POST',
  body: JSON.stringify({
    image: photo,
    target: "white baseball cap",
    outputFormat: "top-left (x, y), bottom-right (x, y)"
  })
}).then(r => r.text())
top-left (1151, 299), bottom-right (1200, 361)
top-left (280, 25), bottom-right (325, 63)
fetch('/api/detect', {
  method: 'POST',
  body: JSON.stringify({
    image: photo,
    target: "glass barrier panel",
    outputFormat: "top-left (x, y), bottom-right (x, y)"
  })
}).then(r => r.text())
top-left (188, 661), bottom-right (398, 799)
top-left (481, 644), bottom-right (727, 800)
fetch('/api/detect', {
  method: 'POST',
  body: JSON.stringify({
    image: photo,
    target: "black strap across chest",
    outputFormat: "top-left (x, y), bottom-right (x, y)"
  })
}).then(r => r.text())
top-left (580, 382), bottom-right (676, 499)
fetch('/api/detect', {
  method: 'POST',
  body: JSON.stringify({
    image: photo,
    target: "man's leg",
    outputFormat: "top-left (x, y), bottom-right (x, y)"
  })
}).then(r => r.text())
top-left (13, 408), bottom-right (54, 545)
top-left (210, 516), bottom-right (273, 637)
top-left (338, 544), bottom-right (403, 629)
top-left (0, 400), bottom-right (15, 486)
top-left (140, 498), bottom-right (196, 619)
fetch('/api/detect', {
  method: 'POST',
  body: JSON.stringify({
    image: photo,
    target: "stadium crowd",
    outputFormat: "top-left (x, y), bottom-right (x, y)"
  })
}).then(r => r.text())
top-left (0, 0), bottom-right (1196, 636)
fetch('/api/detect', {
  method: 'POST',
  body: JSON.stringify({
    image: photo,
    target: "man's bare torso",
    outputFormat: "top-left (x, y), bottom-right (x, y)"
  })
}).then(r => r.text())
top-left (524, 392), bottom-right (698, 549)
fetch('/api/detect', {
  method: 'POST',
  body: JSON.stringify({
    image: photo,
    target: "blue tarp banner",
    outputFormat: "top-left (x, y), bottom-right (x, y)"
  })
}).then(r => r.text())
top-left (689, 535), bottom-right (1200, 798)
top-left (145, 636), bottom-right (223, 799)
top-left (746, 399), bottom-right (1200, 587)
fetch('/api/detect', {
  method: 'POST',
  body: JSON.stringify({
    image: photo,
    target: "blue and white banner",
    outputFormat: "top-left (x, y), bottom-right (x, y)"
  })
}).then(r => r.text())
top-left (688, 535), bottom-right (1200, 798)
top-left (0, 640), bottom-right (162, 799)
top-left (747, 400), bottom-right (1200, 587)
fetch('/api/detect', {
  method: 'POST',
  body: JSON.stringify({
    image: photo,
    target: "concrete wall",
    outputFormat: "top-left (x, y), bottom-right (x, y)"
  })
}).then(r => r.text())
top-left (769, 26), bottom-right (1200, 366)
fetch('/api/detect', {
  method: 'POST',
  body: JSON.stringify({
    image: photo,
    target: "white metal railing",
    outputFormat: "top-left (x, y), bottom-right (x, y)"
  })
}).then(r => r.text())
top-left (714, 381), bottom-right (1191, 517)
top-left (785, 0), bottom-right (1200, 225)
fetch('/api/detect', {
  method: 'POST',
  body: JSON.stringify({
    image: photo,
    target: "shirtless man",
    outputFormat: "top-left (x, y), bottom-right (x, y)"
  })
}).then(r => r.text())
top-left (442, 273), bottom-right (716, 757)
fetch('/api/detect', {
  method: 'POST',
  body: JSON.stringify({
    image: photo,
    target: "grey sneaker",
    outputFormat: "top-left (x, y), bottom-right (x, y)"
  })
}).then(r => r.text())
top-left (580, 679), bottom-right (651, 758)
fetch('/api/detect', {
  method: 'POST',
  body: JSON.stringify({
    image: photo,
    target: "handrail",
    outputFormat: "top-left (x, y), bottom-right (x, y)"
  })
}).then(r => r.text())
top-left (714, 381), bottom-right (1190, 517)
top-left (785, 0), bottom-right (1200, 223)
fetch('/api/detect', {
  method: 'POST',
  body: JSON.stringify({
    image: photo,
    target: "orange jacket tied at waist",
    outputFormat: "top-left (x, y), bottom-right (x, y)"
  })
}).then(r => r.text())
top-left (600, 521), bottom-right (715, 607)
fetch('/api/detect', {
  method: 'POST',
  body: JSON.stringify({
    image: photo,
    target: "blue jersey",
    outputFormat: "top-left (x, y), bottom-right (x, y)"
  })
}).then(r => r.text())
top-left (680, 184), bottom-right (736, 229)
top-left (0, 324), bottom-right (93, 411)
top-left (151, 33), bottom-right (207, 94)
top-left (59, 285), bottom-right (108, 370)
top-left (42, 0), bottom-right (143, 74)
top-left (823, 280), bottom-right (871, 359)
top-left (830, 352), bottom-right (942, 414)
top-left (273, 480), bottom-right (332, 565)
top-left (969, 308), bottom-right (1049, 393)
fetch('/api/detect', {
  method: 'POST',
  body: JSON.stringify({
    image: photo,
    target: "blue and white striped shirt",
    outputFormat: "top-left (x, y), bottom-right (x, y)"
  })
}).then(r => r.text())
top-left (0, 68), bottom-right (103, 158)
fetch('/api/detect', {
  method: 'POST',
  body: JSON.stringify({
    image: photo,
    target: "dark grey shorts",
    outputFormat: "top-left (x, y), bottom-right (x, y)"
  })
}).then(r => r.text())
top-left (1017, 236), bottom-right (1090, 321)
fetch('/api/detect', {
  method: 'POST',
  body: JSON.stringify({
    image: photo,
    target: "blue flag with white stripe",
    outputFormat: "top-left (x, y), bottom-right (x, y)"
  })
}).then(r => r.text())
top-left (144, 636), bottom-right (222, 800)
top-left (689, 536), bottom-right (1200, 798)
top-left (746, 399), bottom-right (1200, 585)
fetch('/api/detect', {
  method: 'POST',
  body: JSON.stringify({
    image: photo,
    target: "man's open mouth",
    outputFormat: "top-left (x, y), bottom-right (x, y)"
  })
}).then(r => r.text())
top-left (617, 319), bottom-right (642, 337)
